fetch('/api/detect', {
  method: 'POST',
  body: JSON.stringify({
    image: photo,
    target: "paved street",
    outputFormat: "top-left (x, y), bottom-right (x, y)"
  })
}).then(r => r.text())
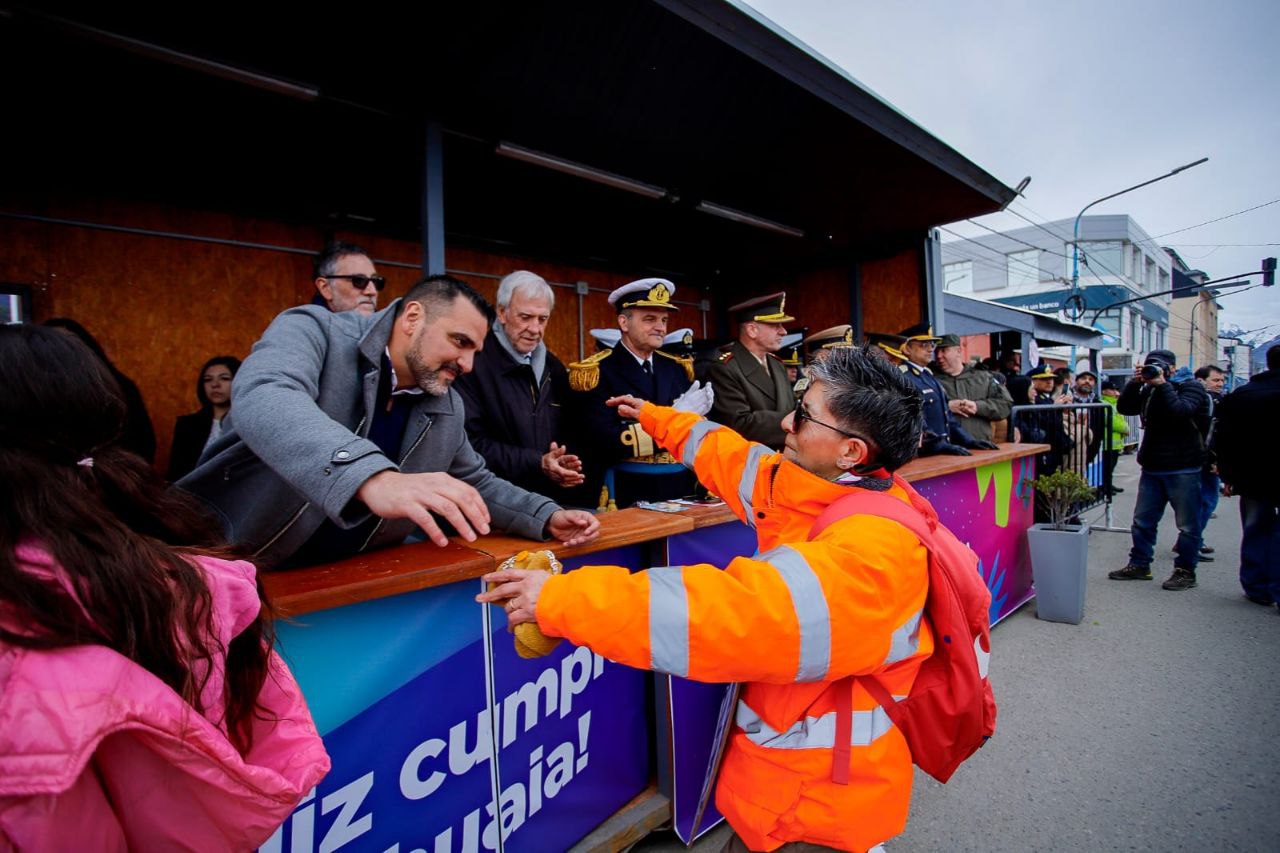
top-left (637, 454), bottom-right (1280, 852)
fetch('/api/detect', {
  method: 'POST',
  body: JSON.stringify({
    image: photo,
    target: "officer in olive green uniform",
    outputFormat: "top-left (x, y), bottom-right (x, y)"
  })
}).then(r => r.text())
top-left (708, 292), bottom-right (797, 448)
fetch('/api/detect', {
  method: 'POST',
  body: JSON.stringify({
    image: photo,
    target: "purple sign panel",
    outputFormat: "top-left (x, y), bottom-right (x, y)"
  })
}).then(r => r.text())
top-left (263, 545), bottom-right (652, 853)
top-left (660, 521), bottom-right (759, 844)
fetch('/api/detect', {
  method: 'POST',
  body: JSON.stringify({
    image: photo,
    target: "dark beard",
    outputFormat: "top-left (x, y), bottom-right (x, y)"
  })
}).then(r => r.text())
top-left (406, 347), bottom-right (461, 396)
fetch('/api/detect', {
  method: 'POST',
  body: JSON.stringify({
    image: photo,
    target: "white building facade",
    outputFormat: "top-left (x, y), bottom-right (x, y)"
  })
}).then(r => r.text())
top-left (941, 214), bottom-right (1171, 375)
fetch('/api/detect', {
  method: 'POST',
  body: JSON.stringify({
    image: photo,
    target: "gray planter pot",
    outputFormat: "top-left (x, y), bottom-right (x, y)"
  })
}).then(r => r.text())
top-left (1026, 523), bottom-right (1090, 624)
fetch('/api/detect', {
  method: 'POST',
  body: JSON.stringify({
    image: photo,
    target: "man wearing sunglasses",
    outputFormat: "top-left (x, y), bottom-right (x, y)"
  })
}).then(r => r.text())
top-left (480, 346), bottom-right (935, 852)
top-left (313, 241), bottom-right (385, 315)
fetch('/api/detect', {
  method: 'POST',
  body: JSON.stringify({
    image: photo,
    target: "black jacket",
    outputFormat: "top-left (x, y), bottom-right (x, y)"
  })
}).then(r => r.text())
top-left (1212, 370), bottom-right (1280, 503)
top-left (1117, 377), bottom-right (1210, 472)
top-left (167, 409), bottom-right (215, 481)
top-left (453, 328), bottom-right (572, 495)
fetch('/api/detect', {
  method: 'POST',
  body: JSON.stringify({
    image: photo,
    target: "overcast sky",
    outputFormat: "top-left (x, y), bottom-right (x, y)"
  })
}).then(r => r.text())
top-left (741, 0), bottom-right (1280, 344)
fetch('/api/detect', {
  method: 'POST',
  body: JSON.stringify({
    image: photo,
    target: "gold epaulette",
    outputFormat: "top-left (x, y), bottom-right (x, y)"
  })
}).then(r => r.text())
top-left (656, 349), bottom-right (695, 382)
top-left (568, 348), bottom-right (612, 391)
top-left (719, 350), bottom-right (734, 363)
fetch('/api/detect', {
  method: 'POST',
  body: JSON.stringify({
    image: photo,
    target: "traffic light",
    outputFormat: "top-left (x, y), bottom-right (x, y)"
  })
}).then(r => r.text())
top-left (1264, 257), bottom-right (1276, 287)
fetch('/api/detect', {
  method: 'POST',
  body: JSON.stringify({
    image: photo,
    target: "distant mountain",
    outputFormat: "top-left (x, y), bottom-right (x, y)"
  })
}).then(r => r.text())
top-left (1251, 335), bottom-right (1279, 374)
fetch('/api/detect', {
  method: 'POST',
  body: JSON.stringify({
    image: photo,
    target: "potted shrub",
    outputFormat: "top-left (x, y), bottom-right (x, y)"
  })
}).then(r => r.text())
top-left (1026, 470), bottom-right (1095, 624)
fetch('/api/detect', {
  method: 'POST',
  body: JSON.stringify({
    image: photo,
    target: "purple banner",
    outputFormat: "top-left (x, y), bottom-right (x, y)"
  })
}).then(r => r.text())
top-left (661, 521), bottom-right (758, 843)
top-left (263, 546), bottom-right (652, 853)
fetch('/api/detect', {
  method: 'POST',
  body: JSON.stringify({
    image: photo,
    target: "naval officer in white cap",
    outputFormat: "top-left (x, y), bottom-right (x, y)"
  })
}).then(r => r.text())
top-left (568, 278), bottom-right (710, 508)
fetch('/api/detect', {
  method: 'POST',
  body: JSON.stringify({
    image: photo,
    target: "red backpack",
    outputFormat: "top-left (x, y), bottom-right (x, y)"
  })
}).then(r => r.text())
top-left (809, 474), bottom-right (997, 784)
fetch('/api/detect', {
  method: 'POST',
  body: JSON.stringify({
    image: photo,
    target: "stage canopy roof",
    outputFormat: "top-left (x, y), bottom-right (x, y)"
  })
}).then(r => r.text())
top-left (3, 1), bottom-right (1015, 282)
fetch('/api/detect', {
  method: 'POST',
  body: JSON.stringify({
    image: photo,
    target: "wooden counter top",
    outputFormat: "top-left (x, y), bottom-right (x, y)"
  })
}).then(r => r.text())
top-left (897, 442), bottom-right (1049, 482)
top-left (262, 541), bottom-right (493, 618)
top-left (457, 507), bottom-right (694, 564)
top-left (263, 443), bottom-right (1049, 617)
top-left (262, 508), bottom-right (694, 617)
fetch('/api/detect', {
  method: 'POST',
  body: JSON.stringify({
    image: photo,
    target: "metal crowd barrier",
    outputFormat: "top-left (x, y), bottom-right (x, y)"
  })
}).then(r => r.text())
top-left (1009, 402), bottom-right (1127, 532)
top-left (1121, 414), bottom-right (1142, 450)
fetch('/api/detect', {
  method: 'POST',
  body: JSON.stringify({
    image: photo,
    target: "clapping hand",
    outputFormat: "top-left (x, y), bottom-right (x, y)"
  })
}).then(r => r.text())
top-left (542, 442), bottom-right (585, 487)
top-left (672, 380), bottom-right (715, 416)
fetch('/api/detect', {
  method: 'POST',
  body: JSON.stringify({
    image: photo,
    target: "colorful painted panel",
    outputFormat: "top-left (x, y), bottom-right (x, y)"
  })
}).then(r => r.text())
top-left (911, 455), bottom-right (1037, 624)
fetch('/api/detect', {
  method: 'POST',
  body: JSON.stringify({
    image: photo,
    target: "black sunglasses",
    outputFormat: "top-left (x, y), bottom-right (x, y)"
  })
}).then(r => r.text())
top-left (793, 397), bottom-right (860, 439)
top-left (324, 273), bottom-right (387, 291)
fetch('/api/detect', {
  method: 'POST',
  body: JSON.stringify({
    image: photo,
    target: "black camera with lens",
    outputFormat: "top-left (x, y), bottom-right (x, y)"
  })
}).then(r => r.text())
top-left (1140, 363), bottom-right (1164, 380)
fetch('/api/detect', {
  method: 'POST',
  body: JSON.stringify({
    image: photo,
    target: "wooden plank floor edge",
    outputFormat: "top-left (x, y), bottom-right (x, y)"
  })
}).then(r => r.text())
top-left (567, 784), bottom-right (672, 853)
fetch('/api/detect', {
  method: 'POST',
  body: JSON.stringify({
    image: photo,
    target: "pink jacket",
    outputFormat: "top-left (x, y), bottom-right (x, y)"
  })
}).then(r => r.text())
top-left (0, 543), bottom-right (330, 851)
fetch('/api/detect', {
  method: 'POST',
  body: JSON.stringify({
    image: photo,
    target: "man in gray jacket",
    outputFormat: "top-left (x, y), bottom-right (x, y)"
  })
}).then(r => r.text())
top-left (179, 274), bottom-right (599, 569)
top-left (933, 334), bottom-right (1013, 444)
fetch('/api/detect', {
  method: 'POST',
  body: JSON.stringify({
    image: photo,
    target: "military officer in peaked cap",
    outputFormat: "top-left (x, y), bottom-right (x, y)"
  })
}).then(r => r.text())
top-left (865, 331), bottom-right (908, 365)
top-left (896, 322), bottom-right (998, 457)
top-left (794, 324), bottom-right (855, 394)
top-left (709, 292), bottom-right (798, 449)
top-left (568, 278), bottom-right (708, 507)
top-left (776, 331), bottom-right (804, 386)
top-left (803, 324), bottom-right (854, 357)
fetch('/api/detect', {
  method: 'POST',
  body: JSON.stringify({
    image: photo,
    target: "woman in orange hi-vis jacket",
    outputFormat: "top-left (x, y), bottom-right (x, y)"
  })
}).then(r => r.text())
top-left (481, 347), bottom-right (931, 853)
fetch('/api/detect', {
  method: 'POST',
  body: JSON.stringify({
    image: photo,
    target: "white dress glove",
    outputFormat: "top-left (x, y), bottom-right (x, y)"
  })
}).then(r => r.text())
top-left (672, 380), bottom-right (715, 416)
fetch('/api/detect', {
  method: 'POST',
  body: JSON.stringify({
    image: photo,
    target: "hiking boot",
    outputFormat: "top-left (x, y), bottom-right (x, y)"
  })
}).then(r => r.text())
top-left (1162, 569), bottom-right (1197, 591)
top-left (1109, 565), bottom-right (1153, 581)
top-left (1200, 546), bottom-right (1215, 554)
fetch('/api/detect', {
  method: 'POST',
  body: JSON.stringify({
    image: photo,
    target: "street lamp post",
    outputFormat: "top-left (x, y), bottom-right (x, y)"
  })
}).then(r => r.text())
top-left (1066, 157), bottom-right (1208, 368)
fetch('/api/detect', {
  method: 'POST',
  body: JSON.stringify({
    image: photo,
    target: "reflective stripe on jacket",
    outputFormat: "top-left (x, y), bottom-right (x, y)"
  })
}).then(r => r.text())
top-left (538, 404), bottom-right (932, 852)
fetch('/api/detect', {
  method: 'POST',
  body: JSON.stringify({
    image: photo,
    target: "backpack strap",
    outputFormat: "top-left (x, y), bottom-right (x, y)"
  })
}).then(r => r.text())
top-left (811, 477), bottom-right (934, 784)
top-left (832, 675), bottom-right (853, 785)
top-left (810, 475), bottom-right (937, 544)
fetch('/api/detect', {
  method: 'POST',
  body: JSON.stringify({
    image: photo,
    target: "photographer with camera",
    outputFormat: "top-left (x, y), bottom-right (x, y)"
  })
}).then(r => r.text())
top-left (1109, 349), bottom-right (1212, 591)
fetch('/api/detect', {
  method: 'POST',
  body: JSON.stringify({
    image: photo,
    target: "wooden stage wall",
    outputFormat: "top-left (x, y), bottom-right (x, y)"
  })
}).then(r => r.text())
top-left (0, 198), bottom-right (926, 474)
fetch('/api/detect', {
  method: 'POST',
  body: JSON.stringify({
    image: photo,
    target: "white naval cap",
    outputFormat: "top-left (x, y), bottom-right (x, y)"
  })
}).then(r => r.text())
top-left (589, 328), bottom-right (622, 349)
top-left (607, 278), bottom-right (679, 312)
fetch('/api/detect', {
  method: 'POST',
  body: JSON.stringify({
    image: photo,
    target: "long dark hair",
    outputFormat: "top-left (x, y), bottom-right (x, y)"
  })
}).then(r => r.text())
top-left (195, 355), bottom-right (242, 410)
top-left (0, 324), bottom-right (272, 752)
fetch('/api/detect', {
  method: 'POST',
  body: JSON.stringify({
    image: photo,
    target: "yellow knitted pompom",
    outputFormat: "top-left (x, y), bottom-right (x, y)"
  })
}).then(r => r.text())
top-left (491, 550), bottom-right (563, 659)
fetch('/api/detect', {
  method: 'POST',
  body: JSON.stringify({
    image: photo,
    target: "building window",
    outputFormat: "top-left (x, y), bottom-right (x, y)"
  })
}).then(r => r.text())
top-left (1130, 312), bottom-right (1141, 352)
top-left (1158, 269), bottom-right (1169, 294)
top-left (943, 261), bottom-right (973, 294)
top-left (1006, 249), bottom-right (1039, 289)
top-left (1145, 257), bottom-right (1157, 291)
top-left (1080, 241), bottom-right (1124, 280)
top-left (1095, 308), bottom-right (1122, 340)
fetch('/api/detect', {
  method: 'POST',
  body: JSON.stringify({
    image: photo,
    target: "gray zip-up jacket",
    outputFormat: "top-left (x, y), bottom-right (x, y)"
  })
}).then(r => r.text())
top-left (177, 301), bottom-right (559, 569)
